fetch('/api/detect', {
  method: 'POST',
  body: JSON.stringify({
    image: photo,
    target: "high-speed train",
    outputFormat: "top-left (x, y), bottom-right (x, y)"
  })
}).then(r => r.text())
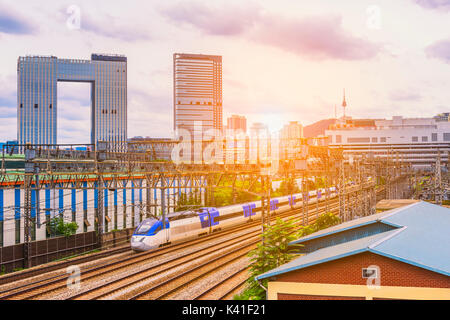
top-left (130, 187), bottom-right (337, 251)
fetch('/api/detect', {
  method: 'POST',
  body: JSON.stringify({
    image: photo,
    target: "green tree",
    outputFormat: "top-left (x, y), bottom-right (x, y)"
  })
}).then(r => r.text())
top-left (313, 212), bottom-right (341, 231)
top-left (48, 216), bottom-right (78, 237)
top-left (235, 212), bottom-right (341, 300)
top-left (235, 217), bottom-right (303, 300)
top-left (272, 178), bottom-right (300, 197)
top-left (175, 192), bottom-right (202, 212)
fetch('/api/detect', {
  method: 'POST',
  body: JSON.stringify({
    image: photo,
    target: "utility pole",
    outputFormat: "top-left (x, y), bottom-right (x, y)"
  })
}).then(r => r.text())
top-left (23, 143), bottom-right (35, 268)
top-left (338, 160), bottom-right (346, 221)
top-left (96, 141), bottom-right (106, 248)
top-left (435, 150), bottom-right (443, 205)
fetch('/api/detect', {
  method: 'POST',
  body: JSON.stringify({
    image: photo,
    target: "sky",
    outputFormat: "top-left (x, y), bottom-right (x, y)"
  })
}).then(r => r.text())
top-left (0, 0), bottom-right (450, 143)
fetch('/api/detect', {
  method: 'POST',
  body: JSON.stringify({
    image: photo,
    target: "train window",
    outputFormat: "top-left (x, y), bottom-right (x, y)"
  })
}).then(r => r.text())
top-left (135, 219), bottom-right (156, 234)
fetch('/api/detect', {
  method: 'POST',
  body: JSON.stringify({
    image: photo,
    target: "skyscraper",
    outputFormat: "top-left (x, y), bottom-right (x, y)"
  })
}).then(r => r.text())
top-left (227, 115), bottom-right (247, 133)
top-left (17, 54), bottom-right (127, 150)
top-left (279, 121), bottom-right (303, 160)
top-left (173, 53), bottom-right (223, 138)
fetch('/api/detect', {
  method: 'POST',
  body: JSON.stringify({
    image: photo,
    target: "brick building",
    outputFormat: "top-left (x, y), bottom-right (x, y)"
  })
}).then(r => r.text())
top-left (256, 201), bottom-right (450, 300)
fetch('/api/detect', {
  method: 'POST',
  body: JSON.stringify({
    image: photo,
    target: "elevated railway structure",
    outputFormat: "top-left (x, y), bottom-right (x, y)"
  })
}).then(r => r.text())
top-left (0, 140), bottom-right (412, 272)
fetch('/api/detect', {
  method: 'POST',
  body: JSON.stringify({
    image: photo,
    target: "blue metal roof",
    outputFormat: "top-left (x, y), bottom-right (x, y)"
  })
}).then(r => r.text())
top-left (289, 203), bottom-right (415, 246)
top-left (257, 201), bottom-right (450, 280)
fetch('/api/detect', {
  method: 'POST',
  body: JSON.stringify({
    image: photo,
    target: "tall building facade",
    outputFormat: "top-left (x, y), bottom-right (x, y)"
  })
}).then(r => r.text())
top-left (280, 121), bottom-right (303, 140)
top-left (173, 53), bottom-right (223, 138)
top-left (279, 121), bottom-right (303, 160)
top-left (17, 54), bottom-right (127, 149)
top-left (227, 115), bottom-right (247, 133)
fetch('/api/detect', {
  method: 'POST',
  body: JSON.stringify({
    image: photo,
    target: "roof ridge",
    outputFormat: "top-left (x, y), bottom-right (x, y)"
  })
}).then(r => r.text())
top-left (380, 201), bottom-right (422, 219)
top-left (368, 226), bottom-right (407, 249)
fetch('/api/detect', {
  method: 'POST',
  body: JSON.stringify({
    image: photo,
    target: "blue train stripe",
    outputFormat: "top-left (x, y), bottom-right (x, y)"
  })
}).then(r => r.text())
top-left (198, 209), bottom-right (209, 228)
top-left (289, 196), bottom-right (296, 206)
top-left (270, 199), bottom-right (279, 211)
top-left (114, 189), bottom-right (118, 206)
top-left (243, 203), bottom-right (256, 217)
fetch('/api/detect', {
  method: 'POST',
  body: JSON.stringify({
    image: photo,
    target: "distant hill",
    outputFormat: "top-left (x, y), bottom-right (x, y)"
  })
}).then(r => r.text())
top-left (303, 119), bottom-right (337, 138)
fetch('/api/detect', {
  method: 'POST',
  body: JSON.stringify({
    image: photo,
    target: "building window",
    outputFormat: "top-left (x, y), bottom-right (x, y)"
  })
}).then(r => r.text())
top-left (347, 137), bottom-right (371, 143)
top-left (20, 103), bottom-right (23, 108)
top-left (336, 135), bottom-right (342, 143)
top-left (422, 136), bottom-right (428, 142)
top-left (372, 137), bottom-right (378, 143)
top-left (34, 104), bottom-right (38, 108)
top-left (444, 133), bottom-right (450, 141)
top-left (49, 104), bottom-right (52, 109)
top-left (432, 133), bottom-right (438, 141)
top-left (380, 137), bottom-right (386, 143)
top-left (412, 136), bottom-right (418, 142)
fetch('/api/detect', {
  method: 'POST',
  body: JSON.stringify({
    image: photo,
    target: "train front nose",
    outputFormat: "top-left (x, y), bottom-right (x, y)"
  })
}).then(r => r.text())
top-left (131, 236), bottom-right (147, 251)
top-left (130, 236), bottom-right (158, 251)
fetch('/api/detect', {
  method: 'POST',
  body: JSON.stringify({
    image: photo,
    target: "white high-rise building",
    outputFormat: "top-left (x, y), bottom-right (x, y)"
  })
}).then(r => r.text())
top-left (325, 115), bottom-right (450, 168)
top-left (173, 53), bottom-right (223, 138)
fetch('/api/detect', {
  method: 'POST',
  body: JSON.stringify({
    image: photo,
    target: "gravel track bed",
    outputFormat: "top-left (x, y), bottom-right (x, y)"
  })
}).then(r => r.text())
top-left (222, 282), bottom-right (247, 300)
top-left (39, 229), bottom-right (259, 300)
top-left (0, 246), bottom-right (131, 289)
top-left (0, 250), bottom-right (133, 299)
top-left (197, 267), bottom-right (250, 300)
top-left (108, 240), bottom-right (256, 300)
top-left (168, 257), bottom-right (250, 300)
top-left (136, 243), bottom-right (256, 300)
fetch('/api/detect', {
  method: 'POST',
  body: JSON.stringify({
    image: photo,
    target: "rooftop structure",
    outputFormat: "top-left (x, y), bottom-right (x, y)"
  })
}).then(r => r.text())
top-left (257, 201), bottom-right (450, 300)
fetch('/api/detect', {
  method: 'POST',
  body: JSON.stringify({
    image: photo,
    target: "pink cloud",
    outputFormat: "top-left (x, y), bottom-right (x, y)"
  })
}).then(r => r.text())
top-left (426, 39), bottom-right (450, 64)
top-left (161, 2), bottom-right (380, 61)
top-left (159, 1), bottom-right (262, 35)
top-left (413, 0), bottom-right (450, 11)
top-left (252, 15), bottom-right (380, 61)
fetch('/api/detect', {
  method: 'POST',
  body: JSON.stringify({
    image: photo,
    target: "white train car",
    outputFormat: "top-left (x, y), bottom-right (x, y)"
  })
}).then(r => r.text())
top-left (131, 187), bottom-right (338, 251)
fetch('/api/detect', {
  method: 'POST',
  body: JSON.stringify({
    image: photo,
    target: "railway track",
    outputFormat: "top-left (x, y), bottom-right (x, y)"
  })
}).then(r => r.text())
top-left (0, 187), bottom-right (386, 300)
top-left (65, 203), bottom-right (340, 300)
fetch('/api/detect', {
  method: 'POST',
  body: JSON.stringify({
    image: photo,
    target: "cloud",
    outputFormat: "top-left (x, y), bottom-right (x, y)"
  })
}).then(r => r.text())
top-left (413, 0), bottom-right (450, 11)
top-left (0, 5), bottom-right (36, 34)
top-left (425, 39), bottom-right (450, 64)
top-left (389, 90), bottom-right (422, 101)
top-left (159, 1), bottom-right (262, 36)
top-left (81, 12), bottom-right (152, 42)
top-left (160, 2), bottom-right (380, 61)
top-left (252, 15), bottom-right (380, 61)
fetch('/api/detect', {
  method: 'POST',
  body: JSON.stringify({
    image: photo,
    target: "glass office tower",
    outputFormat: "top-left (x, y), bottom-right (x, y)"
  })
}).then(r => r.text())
top-left (173, 53), bottom-right (223, 137)
top-left (17, 54), bottom-right (127, 150)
